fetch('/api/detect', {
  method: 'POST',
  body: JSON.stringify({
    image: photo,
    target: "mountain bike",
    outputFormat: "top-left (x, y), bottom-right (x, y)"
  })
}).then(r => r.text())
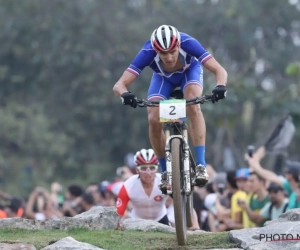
top-left (136, 92), bottom-right (212, 246)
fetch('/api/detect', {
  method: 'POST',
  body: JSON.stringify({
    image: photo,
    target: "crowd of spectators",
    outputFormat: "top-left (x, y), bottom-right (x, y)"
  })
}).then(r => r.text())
top-left (0, 146), bottom-right (299, 232)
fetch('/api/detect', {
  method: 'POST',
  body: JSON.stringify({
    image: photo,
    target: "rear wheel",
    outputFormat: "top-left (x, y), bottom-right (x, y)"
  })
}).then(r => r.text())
top-left (171, 138), bottom-right (187, 246)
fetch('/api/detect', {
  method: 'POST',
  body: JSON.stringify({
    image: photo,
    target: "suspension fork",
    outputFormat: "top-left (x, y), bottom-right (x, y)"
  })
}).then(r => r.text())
top-left (165, 124), bottom-right (172, 195)
top-left (164, 123), bottom-right (191, 195)
top-left (182, 123), bottom-right (192, 195)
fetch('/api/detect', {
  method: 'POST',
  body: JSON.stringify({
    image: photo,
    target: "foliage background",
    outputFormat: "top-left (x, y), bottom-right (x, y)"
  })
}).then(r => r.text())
top-left (0, 0), bottom-right (299, 196)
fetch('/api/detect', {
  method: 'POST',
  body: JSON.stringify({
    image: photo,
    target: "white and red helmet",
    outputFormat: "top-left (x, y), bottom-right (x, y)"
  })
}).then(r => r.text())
top-left (150, 25), bottom-right (181, 52)
top-left (134, 149), bottom-right (158, 166)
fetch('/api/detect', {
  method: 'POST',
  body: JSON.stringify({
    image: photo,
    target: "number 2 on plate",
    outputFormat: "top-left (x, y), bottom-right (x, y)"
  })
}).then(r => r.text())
top-left (169, 105), bottom-right (176, 115)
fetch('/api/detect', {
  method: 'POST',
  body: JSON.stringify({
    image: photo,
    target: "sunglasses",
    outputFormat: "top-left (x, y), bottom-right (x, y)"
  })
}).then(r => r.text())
top-left (137, 165), bottom-right (158, 172)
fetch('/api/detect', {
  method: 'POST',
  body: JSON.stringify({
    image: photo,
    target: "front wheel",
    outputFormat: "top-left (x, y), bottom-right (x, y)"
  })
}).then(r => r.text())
top-left (186, 194), bottom-right (194, 228)
top-left (171, 138), bottom-right (187, 246)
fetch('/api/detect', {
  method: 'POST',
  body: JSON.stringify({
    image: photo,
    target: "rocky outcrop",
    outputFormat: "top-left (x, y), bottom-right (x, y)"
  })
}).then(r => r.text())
top-left (209, 249), bottom-right (242, 250)
top-left (229, 208), bottom-right (300, 250)
top-left (264, 208), bottom-right (300, 226)
top-left (0, 207), bottom-right (208, 249)
top-left (9, 205), bottom-right (300, 249)
top-left (0, 243), bottom-right (36, 250)
top-left (123, 218), bottom-right (176, 233)
top-left (41, 237), bottom-right (105, 250)
top-left (0, 206), bottom-right (118, 231)
top-left (123, 218), bottom-right (208, 235)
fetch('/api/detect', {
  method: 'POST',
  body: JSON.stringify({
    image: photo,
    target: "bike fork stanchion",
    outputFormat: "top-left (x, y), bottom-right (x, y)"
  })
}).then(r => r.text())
top-left (182, 124), bottom-right (191, 194)
top-left (164, 124), bottom-right (173, 195)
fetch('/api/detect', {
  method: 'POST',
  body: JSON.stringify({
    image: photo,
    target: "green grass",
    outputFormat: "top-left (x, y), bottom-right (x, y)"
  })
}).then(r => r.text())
top-left (0, 228), bottom-right (238, 250)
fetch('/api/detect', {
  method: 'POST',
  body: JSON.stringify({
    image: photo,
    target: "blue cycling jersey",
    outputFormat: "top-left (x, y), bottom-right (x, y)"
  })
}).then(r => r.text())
top-left (126, 32), bottom-right (212, 78)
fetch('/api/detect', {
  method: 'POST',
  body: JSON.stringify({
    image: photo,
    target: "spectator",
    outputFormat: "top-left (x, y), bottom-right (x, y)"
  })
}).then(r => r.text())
top-left (25, 187), bottom-right (63, 221)
top-left (296, 182), bottom-right (300, 205)
top-left (50, 182), bottom-right (64, 209)
top-left (103, 182), bottom-right (120, 206)
top-left (240, 183), bottom-right (288, 224)
top-left (86, 182), bottom-right (104, 207)
top-left (222, 170), bottom-right (247, 230)
top-left (206, 173), bottom-right (231, 232)
top-left (0, 189), bottom-right (23, 218)
top-left (235, 168), bottom-right (250, 193)
top-left (78, 192), bottom-right (94, 212)
top-left (116, 166), bottom-right (134, 182)
top-left (235, 168), bottom-right (254, 228)
top-left (62, 184), bottom-right (84, 217)
top-left (238, 171), bottom-right (269, 227)
top-left (0, 209), bottom-right (6, 218)
top-left (86, 182), bottom-right (99, 194)
top-left (65, 185), bottom-right (83, 201)
top-left (99, 181), bottom-right (110, 196)
top-left (247, 146), bottom-right (300, 210)
top-left (5, 198), bottom-right (24, 218)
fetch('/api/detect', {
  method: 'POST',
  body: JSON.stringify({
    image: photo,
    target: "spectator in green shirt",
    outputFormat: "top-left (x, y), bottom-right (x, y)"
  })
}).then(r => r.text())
top-left (246, 146), bottom-right (300, 210)
top-left (238, 171), bottom-right (269, 227)
top-left (240, 183), bottom-right (288, 225)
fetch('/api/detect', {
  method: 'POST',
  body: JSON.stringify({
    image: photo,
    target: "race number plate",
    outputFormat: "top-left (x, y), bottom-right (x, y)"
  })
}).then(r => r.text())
top-left (159, 99), bottom-right (186, 122)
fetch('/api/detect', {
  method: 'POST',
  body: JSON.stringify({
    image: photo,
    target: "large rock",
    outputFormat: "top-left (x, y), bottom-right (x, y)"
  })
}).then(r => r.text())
top-left (41, 237), bottom-right (105, 250)
top-left (209, 249), bottom-right (242, 250)
top-left (123, 218), bottom-right (176, 233)
top-left (264, 208), bottom-right (300, 226)
top-left (229, 210), bottom-right (300, 250)
top-left (0, 243), bottom-right (36, 250)
top-left (0, 206), bottom-right (118, 231)
top-left (123, 218), bottom-right (208, 235)
top-left (186, 229), bottom-right (209, 235)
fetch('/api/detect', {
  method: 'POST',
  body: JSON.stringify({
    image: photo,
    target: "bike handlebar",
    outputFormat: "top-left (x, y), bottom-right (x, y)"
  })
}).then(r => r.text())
top-left (136, 94), bottom-right (212, 107)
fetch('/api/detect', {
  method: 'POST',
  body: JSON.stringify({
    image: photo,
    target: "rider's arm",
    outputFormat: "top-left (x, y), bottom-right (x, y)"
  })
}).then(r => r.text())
top-left (116, 185), bottom-right (130, 219)
top-left (113, 41), bottom-right (156, 97)
top-left (113, 71), bottom-right (137, 97)
top-left (180, 35), bottom-right (227, 86)
top-left (203, 58), bottom-right (227, 86)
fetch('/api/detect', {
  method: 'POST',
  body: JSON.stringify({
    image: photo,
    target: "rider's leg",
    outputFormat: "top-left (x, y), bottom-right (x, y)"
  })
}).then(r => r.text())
top-left (184, 84), bottom-right (206, 166)
top-left (147, 73), bottom-right (173, 173)
top-left (147, 106), bottom-right (166, 171)
top-left (181, 62), bottom-right (208, 186)
top-left (182, 61), bottom-right (206, 167)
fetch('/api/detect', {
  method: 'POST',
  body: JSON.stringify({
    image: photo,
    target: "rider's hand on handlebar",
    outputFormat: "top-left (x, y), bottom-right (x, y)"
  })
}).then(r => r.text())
top-left (211, 85), bottom-right (227, 103)
top-left (120, 91), bottom-right (137, 108)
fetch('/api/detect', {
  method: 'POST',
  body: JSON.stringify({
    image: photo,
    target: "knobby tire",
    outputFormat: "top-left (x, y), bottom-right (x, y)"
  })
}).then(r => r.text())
top-left (171, 138), bottom-right (187, 246)
top-left (186, 194), bottom-right (193, 228)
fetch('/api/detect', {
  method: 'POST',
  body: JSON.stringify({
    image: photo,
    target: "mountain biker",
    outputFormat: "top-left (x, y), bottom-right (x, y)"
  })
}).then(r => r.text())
top-left (113, 25), bottom-right (228, 191)
top-left (116, 149), bottom-right (169, 225)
